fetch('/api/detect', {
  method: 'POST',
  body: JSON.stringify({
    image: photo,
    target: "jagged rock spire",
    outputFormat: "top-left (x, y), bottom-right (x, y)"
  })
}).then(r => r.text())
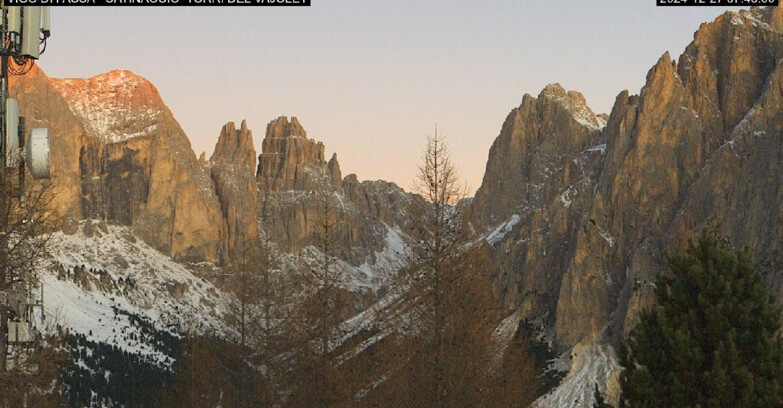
top-left (211, 119), bottom-right (257, 173)
top-left (257, 116), bottom-right (341, 191)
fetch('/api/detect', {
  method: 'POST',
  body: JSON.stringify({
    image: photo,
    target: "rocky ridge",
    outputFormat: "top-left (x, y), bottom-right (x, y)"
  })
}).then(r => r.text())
top-left (11, 69), bottom-right (418, 287)
top-left (51, 70), bottom-right (164, 144)
top-left (255, 116), bottom-right (418, 268)
top-left (472, 6), bottom-right (783, 355)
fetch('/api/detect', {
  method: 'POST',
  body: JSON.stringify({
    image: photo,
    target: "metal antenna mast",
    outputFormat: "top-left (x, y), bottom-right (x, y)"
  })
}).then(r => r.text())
top-left (0, 5), bottom-right (51, 374)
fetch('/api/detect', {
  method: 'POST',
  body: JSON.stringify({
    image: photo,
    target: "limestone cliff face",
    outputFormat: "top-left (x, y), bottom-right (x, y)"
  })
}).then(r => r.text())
top-left (673, 6), bottom-right (783, 298)
top-left (9, 65), bottom-right (86, 229)
top-left (138, 111), bottom-right (226, 263)
top-left (13, 69), bottom-right (227, 263)
top-left (474, 6), bottom-right (783, 350)
top-left (600, 6), bottom-right (783, 346)
top-left (210, 120), bottom-right (259, 260)
top-left (470, 84), bottom-right (607, 328)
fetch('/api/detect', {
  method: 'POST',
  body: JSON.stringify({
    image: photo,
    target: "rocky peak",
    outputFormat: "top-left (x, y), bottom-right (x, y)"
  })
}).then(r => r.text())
top-left (209, 121), bottom-right (259, 261)
top-left (538, 83), bottom-right (569, 102)
top-left (51, 70), bottom-right (165, 144)
top-left (211, 120), bottom-right (256, 172)
top-left (471, 84), bottom-right (604, 228)
top-left (539, 83), bottom-right (605, 130)
top-left (639, 52), bottom-right (686, 118)
top-left (646, 52), bottom-right (677, 84)
top-left (678, 7), bottom-right (783, 137)
top-left (266, 115), bottom-right (307, 139)
top-left (257, 116), bottom-right (340, 191)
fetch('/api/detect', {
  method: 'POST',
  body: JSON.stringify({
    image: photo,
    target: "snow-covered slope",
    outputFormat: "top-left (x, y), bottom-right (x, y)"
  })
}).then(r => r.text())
top-left (43, 222), bottom-right (228, 365)
top-left (484, 214), bottom-right (521, 246)
top-left (42, 218), bottom-right (408, 365)
top-left (278, 222), bottom-right (409, 294)
top-left (336, 224), bottom-right (408, 292)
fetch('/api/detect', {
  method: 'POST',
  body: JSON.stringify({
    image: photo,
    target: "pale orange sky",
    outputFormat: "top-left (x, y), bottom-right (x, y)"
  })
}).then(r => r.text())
top-left (38, 1), bottom-right (744, 195)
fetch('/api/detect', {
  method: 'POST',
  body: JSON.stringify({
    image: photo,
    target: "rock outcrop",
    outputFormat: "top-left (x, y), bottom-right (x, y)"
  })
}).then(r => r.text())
top-left (471, 84), bottom-right (607, 329)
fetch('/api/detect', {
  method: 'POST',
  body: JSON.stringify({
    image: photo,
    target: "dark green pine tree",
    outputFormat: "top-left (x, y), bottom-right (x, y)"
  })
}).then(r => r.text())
top-left (620, 231), bottom-right (783, 407)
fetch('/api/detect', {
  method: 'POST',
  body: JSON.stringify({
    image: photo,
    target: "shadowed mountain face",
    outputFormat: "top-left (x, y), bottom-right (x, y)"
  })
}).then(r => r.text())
top-left (471, 6), bottom-right (783, 350)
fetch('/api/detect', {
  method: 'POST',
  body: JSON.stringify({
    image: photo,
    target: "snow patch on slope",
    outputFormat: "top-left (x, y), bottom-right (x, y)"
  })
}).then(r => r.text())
top-left (348, 225), bottom-right (408, 290)
top-left (574, 116), bottom-right (604, 131)
top-left (728, 9), bottom-right (770, 30)
top-left (539, 84), bottom-right (605, 131)
top-left (584, 144), bottom-right (607, 154)
top-left (293, 224), bottom-right (409, 293)
top-left (532, 341), bottom-right (621, 408)
top-left (486, 214), bottom-right (520, 245)
top-left (335, 286), bottom-right (412, 364)
top-left (44, 223), bottom-right (228, 365)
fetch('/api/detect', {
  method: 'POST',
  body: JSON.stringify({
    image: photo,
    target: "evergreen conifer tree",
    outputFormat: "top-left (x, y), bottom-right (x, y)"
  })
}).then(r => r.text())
top-left (620, 231), bottom-right (783, 407)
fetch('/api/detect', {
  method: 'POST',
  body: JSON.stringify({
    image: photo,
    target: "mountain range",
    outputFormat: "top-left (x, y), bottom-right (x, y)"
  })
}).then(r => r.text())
top-left (8, 5), bottom-right (783, 407)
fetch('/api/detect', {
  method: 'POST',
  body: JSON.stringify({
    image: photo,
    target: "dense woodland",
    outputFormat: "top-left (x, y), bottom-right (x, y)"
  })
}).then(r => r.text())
top-left (62, 332), bottom-right (175, 408)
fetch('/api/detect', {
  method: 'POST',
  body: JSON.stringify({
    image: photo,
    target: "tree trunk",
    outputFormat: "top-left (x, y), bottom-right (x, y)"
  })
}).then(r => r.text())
top-left (0, 307), bottom-right (6, 373)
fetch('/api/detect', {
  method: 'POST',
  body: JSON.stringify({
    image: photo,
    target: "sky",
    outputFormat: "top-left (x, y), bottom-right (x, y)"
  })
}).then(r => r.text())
top-left (37, 1), bottom-right (745, 194)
